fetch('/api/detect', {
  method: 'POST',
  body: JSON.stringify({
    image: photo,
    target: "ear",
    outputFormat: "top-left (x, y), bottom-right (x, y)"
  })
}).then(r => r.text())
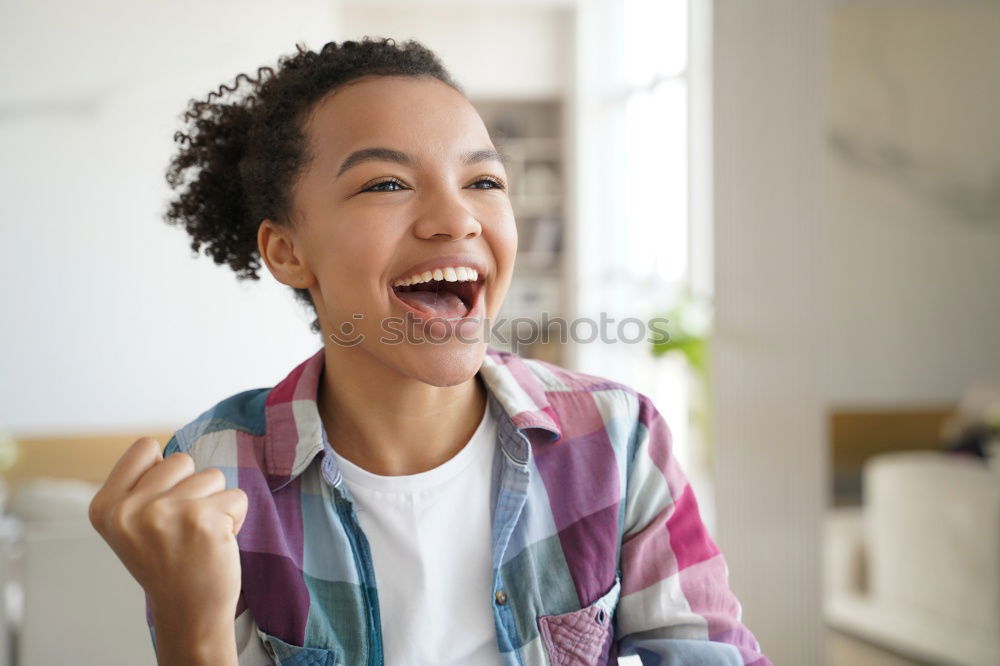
top-left (258, 219), bottom-right (315, 289)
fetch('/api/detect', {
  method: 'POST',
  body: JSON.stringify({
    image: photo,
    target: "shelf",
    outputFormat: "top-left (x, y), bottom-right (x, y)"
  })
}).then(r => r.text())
top-left (472, 97), bottom-right (568, 365)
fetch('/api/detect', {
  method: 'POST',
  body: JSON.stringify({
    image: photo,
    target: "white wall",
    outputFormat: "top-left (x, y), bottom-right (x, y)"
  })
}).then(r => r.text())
top-left (712, 1), bottom-right (827, 664)
top-left (339, 0), bottom-right (573, 99)
top-left (823, 2), bottom-right (1000, 406)
top-left (712, 3), bottom-right (1000, 664)
top-left (0, 0), bottom-right (338, 435)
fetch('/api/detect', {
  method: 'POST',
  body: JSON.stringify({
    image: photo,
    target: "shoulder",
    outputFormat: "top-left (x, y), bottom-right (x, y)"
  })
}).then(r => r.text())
top-left (486, 347), bottom-right (656, 439)
top-left (162, 387), bottom-right (271, 466)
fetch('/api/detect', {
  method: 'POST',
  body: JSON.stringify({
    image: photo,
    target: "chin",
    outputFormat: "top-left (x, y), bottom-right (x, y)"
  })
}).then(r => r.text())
top-left (389, 338), bottom-right (489, 387)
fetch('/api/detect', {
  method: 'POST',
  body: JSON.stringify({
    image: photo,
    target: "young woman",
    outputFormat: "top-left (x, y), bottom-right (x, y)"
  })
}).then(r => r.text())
top-left (88, 38), bottom-right (771, 666)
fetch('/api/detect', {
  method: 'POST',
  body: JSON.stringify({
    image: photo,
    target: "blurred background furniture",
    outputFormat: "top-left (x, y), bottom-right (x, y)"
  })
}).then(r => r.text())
top-left (828, 407), bottom-right (956, 508)
top-left (2, 433), bottom-right (173, 490)
top-left (824, 449), bottom-right (1000, 666)
top-left (0, 431), bottom-right (168, 666)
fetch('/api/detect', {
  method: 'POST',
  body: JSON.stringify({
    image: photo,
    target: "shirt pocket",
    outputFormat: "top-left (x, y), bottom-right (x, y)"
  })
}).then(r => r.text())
top-left (254, 626), bottom-right (344, 666)
top-left (536, 574), bottom-right (622, 666)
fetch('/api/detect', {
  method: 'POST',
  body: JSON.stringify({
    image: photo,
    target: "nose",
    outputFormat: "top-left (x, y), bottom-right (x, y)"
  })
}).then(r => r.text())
top-left (411, 187), bottom-right (482, 241)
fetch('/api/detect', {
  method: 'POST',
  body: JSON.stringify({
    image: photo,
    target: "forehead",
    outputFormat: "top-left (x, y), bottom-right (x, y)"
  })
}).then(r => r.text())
top-left (302, 75), bottom-right (492, 168)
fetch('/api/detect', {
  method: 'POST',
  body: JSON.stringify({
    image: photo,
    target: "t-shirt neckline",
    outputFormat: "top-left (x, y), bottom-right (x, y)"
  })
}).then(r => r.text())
top-left (329, 399), bottom-right (495, 494)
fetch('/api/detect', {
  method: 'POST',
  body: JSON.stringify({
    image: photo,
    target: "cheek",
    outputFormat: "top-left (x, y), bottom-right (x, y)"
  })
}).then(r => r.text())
top-left (310, 223), bottom-right (398, 302)
top-left (491, 217), bottom-right (518, 261)
top-left (315, 221), bottom-right (394, 271)
top-left (486, 218), bottom-right (518, 303)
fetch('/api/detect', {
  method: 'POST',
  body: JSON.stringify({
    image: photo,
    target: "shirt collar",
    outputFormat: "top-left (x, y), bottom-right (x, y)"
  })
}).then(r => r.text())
top-left (261, 346), bottom-right (562, 492)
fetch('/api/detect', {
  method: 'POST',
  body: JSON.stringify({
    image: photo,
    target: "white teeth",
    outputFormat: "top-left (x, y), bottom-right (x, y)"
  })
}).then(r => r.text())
top-left (391, 266), bottom-right (482, 288)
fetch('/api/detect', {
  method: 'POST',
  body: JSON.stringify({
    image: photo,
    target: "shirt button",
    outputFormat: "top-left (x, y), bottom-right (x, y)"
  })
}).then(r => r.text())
top-left (495, 589), bottom-right (508, 605)
top-left (263, 640), bottom-right (275, 658)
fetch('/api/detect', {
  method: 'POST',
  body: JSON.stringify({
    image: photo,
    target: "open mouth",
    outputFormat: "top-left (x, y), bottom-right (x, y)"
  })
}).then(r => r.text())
top-left (390, 275), bottom-right (485, 321)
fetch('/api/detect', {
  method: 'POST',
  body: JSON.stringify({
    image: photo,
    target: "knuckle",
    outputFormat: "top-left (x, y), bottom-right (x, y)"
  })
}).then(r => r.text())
top-left (236, 489), bottom-right (249, 511)
top-left (224, 488), bottom-right (248, 511)
top-left (87, 495), bottom-right (105, 528)
top-left (141, 499), bottom-right (173, 531)
top-left (134, 436), bottom-right (161, 456)
top-left (180, 504), bottom-right (216, 534)
top-left (167, 451), bottom-right (195, 470)
top-left (199, 467), bottom-right (227, 487)
top-left (107, 502), bottom-right (132, 534)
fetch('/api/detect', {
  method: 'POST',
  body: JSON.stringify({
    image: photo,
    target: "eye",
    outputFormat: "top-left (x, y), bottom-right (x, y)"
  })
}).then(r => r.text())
top-left (469, 176), bottom-right (507, 190)
top-left (363, 177), bottom-right (407, 193)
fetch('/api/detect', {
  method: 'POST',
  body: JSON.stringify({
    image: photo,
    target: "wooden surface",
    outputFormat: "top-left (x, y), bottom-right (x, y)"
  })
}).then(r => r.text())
top-left (828, 406), bottom-right (955, 505)
top-left (3, 432), bottom-right (174, 490)
top-left (828, 406), bottom-right (955, 472)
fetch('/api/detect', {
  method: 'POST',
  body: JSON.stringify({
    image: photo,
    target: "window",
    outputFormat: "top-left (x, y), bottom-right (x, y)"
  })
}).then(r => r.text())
top-left (572, 0), bottom-right (716, 534)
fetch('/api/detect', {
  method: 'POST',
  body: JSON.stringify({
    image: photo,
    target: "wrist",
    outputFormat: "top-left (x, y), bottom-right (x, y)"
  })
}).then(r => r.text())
top-left (151, 605), bottom-right (237, 666)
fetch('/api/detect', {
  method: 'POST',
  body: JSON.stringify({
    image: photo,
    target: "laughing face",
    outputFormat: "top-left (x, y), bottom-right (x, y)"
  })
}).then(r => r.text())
top-left (259, 74), bottom-right (517, 386)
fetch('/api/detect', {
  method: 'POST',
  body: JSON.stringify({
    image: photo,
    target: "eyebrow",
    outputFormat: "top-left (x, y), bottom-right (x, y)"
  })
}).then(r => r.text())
top-left (336, 147), bottom-right (509, 178)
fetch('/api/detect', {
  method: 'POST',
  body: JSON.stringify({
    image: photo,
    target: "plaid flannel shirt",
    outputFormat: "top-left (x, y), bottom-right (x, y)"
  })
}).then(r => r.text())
top-left (147, 346), bottom-right (771, 665)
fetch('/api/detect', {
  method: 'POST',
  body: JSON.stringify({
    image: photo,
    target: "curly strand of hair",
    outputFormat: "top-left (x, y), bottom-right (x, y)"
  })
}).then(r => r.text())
top-left (177, 67), bottom-right (276, 127)
top-left (200, 69), bottom-right (265, 108)
top-left (244, 66), bottom-right (275, 105)
top-left (182, 101), bottom-right (209, 125)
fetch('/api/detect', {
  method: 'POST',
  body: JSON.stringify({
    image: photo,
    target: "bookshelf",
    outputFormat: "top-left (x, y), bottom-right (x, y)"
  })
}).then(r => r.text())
top-left (472, 98), bottom-right (568, 365)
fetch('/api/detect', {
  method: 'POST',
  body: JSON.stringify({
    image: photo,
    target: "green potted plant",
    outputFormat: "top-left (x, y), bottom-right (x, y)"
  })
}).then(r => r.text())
top-left (650, 290), bottom-right (714, 470)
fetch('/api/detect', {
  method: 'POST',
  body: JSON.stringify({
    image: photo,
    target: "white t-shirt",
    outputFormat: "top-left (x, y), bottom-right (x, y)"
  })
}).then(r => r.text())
top-left (331, 403), bottom-right (503, 666)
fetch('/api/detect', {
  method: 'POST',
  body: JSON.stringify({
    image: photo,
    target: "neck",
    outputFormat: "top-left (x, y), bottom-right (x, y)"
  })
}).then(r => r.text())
top-left (318, 344), bottom-right (487, 476)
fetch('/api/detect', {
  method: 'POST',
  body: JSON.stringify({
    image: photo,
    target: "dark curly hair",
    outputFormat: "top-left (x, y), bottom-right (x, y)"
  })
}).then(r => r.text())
top-left (164, 37), bottom-right (465, 333)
